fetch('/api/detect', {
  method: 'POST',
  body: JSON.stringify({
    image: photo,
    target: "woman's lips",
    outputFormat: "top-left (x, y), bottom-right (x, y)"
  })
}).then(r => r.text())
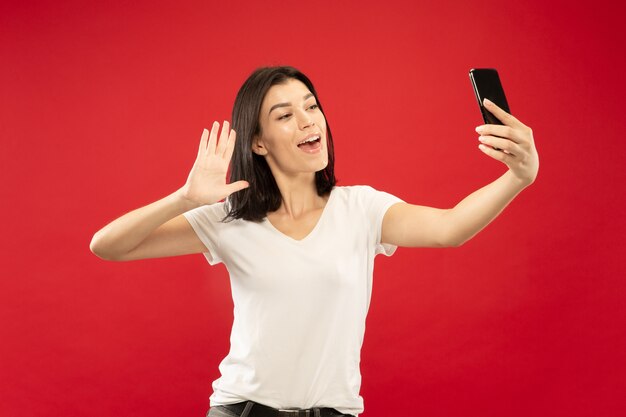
top-left (297, 139), bottom-right (322, 154)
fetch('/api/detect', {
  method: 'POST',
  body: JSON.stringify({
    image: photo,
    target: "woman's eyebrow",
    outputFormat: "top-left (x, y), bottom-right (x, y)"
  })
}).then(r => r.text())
top-left (269, 93), bottom-right (314, 115)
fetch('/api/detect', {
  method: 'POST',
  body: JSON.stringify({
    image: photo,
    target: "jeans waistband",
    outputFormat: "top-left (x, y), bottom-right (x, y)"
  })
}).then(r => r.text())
top-left (220, 400), bottom-right (355, 417)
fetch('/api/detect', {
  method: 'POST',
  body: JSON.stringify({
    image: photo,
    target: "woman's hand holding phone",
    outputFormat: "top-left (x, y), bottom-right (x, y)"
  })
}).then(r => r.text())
top-left (180, 121), bottom-right (249, 206)
top-left (475, 98), bottom-right (539, 186)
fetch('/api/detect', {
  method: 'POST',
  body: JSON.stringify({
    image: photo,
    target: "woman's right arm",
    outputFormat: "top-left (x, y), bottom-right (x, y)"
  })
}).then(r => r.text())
top-left (89, 121), bottom-right (249, 261)
top-left (89, 189), bottom-right (205, 261)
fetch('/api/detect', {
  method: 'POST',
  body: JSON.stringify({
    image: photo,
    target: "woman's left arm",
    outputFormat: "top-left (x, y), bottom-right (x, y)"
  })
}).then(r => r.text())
top-left (382, 98), bottom-right (539, 248)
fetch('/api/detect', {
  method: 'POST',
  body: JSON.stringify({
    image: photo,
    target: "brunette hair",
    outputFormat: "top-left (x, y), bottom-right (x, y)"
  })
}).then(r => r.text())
top-left (224, 66), bottom-right (336, 222)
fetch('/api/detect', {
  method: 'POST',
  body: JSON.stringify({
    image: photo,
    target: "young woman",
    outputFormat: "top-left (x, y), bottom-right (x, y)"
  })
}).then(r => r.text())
top-left (90, 66), bottom-right (539, 417)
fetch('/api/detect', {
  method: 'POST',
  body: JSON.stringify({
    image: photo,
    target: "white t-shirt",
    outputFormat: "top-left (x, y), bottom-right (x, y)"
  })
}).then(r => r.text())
top-left (183, 185), bottom-right (404, 416)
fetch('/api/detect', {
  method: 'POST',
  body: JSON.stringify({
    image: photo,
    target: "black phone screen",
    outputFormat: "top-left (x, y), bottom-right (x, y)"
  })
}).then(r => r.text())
top-left (469, 68), bottom-right (511, 125)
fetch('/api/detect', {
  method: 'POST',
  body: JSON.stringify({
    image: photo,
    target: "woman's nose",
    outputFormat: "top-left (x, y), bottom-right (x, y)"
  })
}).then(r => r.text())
top-left (297, 112), bottom-right (315, 129)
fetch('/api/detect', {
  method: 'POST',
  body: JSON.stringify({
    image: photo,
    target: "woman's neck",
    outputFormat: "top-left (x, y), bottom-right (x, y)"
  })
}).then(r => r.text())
top-left (271, 172), bottom-right (326, 219)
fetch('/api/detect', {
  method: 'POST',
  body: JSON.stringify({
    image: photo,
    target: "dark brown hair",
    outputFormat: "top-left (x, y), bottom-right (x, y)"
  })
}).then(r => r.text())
top-left (224, 66), bottom-right (336, 222)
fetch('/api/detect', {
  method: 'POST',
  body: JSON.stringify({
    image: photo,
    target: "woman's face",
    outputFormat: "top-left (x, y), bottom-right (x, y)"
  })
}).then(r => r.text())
top-left (253, 78), bottom-right (328, 179)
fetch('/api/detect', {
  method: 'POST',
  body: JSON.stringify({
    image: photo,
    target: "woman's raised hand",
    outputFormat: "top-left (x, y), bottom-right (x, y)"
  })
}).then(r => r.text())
top-left (180, 121), bottom-right (249, 206)
top-left (475, 99), bottom-right (539, 186)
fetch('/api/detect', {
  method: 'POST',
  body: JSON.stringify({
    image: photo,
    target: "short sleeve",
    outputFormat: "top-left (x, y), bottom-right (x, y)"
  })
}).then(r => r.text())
top-left (357, 185), bottom-right (405, 257)
top-left (182, 202), bottom-right (226, 265)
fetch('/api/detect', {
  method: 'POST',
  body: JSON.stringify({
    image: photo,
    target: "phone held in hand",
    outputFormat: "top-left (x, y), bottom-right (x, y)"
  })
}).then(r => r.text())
top-left (469, 68), bottom-right (511, 125)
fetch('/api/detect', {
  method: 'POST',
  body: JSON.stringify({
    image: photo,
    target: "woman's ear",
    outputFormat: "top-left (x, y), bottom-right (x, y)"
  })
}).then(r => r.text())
top-left (251, 135), bottom-right (268, 156)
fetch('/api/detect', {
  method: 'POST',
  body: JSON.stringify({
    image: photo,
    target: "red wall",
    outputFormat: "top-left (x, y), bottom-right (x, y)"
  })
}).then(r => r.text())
top-left (1, 0), bottom-right (625, 416)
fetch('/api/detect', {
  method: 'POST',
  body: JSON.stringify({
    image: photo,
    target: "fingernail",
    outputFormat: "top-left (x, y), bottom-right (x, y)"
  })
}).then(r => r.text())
top-left (475, 126), bottom-right (484, 133)
top-left (483, 98), bottom-right (492, 105)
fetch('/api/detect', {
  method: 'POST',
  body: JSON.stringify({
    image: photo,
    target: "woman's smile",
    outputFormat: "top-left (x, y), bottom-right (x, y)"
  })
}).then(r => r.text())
top-left (296, 133), bottom-right (323, 153)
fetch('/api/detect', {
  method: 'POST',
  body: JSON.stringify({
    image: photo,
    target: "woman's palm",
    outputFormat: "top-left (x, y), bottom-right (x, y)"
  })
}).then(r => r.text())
top-left (182, 121), bottom-right (248, 205)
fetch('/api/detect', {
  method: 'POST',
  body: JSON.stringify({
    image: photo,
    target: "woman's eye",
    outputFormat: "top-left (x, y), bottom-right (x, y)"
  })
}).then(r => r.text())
top-left (278, 105), bottom-right (317, 120)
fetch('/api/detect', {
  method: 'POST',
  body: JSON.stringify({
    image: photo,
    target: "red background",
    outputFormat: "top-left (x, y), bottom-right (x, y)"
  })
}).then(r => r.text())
top-left (1, 0), bottom-right (625, 416)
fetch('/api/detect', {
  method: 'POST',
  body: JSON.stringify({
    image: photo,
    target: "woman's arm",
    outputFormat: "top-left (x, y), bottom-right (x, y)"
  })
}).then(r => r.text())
top-left (90, 121), bottom-right (248, 261)
top-left (89, 190), bottom-right (205, 261)
top-left (382, 99), bottom-right (539, 248)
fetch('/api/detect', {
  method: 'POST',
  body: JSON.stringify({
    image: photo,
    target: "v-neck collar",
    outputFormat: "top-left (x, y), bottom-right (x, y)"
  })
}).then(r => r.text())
top-left (262, 188), bottom-right (335, 243)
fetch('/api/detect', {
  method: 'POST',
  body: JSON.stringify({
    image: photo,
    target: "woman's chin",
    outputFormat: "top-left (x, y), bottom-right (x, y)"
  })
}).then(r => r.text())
top-left (317, 159), bottom-right (329, 171)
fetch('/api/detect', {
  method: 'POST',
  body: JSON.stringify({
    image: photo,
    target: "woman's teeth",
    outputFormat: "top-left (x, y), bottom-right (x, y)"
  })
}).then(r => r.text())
top-left (298, 136), bottom-right (320, 146)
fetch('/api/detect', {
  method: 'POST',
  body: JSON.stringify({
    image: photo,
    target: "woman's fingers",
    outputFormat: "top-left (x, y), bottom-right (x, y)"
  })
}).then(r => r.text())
top-left (202, 120), bottom-right (235, 158)
top-left (475, 103), bottom-right (539, 185)
top-left (198, 128), bottom-right (209, 156)
top-left (207, 121), bottom-right (219, 154)
top-left (227, 180), bottom-right (250, 194)
top-left (483, 98), bottom-right (526, 129)
top-left (478, 135), bottom-right (519, 155)
top-left (223, 129), bottom-right (237, 162)
top-left (476, 105), bottom-right (535, 152)
top-left (216, 120), bottom-right (230, 156)
top-left (478, 143), bottom-right (515, 163)
top-left (476, 124), bottom-right (521, 143)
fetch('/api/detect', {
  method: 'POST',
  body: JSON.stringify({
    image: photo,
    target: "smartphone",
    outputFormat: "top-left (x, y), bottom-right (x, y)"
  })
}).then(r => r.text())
top-left (469, 68), bottom-right (510, 125)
